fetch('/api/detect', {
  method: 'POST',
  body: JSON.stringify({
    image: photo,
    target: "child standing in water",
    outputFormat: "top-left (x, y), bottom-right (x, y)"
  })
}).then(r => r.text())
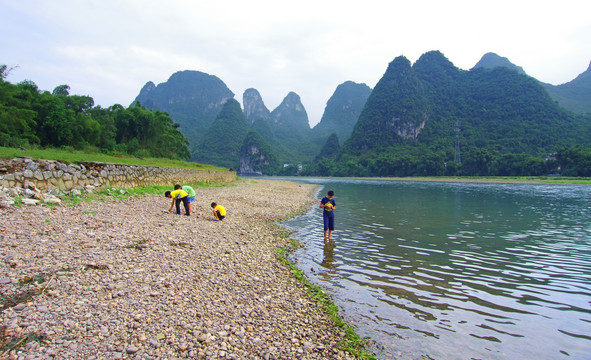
top-left (320, 190), bottom-right (336, 240)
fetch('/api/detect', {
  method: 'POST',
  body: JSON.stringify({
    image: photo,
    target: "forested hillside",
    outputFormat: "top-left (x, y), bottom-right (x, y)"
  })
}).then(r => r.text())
top-left (307, 51), bottom-right (591, 177)
top-left (473, 52), bottom-right (591, 116)
top-left (310, 81), bottom-right (372, 145)
top-left (239, 130), bottom-right (278, 175)
top-left (192, 99), bottom-right (250, 169)
top-left (543, 62), bottom-right (591, 115)
top-left (0, 65), bottom-right (190, 160)
top-left (132, 70), bottom-right (234, 149)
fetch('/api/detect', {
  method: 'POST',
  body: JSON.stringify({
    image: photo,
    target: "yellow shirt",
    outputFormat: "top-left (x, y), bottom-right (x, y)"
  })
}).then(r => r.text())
top-left (214, 204), bottom-right (226, 216)
top-left (170, 189), bottom-right (188, 199)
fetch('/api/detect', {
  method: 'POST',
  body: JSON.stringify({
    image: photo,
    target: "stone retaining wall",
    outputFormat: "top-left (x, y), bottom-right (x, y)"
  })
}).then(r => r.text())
top-left (0, 157), bottom-right (236, 191)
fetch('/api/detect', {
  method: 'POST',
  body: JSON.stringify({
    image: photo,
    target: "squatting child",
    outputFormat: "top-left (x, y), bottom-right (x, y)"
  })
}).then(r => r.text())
top-left (211, 202), bottom-right (226, 221)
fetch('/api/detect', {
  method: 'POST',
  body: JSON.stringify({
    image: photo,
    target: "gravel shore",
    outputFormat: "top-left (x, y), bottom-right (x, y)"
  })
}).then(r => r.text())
top-left (1, 179), bottom-right (361, 359)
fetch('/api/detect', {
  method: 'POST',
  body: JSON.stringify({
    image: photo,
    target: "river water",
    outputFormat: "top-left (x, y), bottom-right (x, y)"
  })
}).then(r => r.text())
top-left (280, 178), bottom-right (591, 360)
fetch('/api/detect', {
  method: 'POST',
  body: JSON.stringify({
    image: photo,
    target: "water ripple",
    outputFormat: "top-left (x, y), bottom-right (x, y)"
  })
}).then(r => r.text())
top-left (285, 179), bottom-right (591, 359)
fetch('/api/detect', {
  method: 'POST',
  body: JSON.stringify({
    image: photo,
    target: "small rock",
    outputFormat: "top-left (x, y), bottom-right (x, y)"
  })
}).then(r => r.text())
top-left (21, 198), bottom-right (39, 205)
top-left (43, 195), bottom-right (61, 204)
top-left (23, 188), bottom-right (36, 197)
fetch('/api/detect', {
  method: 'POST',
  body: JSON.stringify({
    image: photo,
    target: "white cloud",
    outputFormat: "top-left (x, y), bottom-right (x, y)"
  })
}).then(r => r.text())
top-left (1, 0), bottom-right (590, 126)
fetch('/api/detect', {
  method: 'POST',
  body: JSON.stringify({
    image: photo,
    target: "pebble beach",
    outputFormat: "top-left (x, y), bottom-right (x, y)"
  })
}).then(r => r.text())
top-left (1, 179), bottom-right (362, 359)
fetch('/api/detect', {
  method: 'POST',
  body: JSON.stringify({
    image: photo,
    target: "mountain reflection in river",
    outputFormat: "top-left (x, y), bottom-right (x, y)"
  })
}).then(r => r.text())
top-left (281, 178), bottom-right (591, 360)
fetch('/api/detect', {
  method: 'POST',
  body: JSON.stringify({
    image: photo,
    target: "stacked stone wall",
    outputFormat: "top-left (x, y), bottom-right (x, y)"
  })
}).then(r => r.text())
top-left (0, 157), bottom-right (236, 191)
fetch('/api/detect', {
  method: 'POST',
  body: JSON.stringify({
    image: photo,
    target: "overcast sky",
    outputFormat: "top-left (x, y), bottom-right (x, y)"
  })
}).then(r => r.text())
top-left (2, 0), bottom-right (590, 127)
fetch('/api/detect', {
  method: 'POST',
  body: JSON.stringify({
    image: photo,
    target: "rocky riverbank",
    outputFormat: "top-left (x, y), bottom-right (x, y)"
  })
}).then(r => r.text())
top-left (0, 156), bottom-right (235, 192)
top-left (1, 179), bottom-right (362, 359)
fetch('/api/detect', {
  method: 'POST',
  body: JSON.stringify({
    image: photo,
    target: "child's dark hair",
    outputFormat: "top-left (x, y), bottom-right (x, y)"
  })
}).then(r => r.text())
top-left (327, 190), bottom-right (334, 196)
top-left (174, 184), bottom-right (181, 189)
top-left (165, 190), bottom-right (171, 197)
top-left (211, 202), bottom-right (217, 208)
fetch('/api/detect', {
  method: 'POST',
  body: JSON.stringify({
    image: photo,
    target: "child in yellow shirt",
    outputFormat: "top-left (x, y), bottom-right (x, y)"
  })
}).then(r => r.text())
top-left (211, 202), bottom-right (226, 221)
top-left (165, 189), bottom-right (190, 216)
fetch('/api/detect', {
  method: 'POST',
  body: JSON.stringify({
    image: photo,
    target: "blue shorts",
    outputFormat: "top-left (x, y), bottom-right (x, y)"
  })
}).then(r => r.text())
top-left (323, 211), bottom-right (335, 231)
top-left (187, 196), bottom-right (195, 203)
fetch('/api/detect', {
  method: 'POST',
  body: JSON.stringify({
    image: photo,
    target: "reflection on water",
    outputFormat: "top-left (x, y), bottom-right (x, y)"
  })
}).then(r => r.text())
top-left (321, 239), bottom-right (336, 269)
top-left (282, 179), bottom-right (591, 360)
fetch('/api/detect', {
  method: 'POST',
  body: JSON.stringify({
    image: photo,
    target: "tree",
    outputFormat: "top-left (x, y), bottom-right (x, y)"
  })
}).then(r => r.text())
top-left (52, 84), bottom-right (70, 96)
top-left (556, 146), bottom-right (591, 177)
top-left (0, 74), bottom-right (39, 146)
top-left (33, 92), bottom-right (74, 146)
top-left (461, 147), bottom-right (494, 176)
top-left (489, 153), bottom-right (547, 176)
top-left (314, 133), bottom-right (340, 162)
top-left (418, 151), bottom-right (446, 176)
top-left (0, 71), bottom-right (190, 159)
top-left (0, 64), bottom-right (18, 81)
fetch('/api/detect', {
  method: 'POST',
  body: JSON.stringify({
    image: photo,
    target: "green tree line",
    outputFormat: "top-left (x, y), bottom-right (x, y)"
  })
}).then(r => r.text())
top-left (0, 65), bottom-right (189, 159)
top-left (302, 143), bottom-right (591, 177)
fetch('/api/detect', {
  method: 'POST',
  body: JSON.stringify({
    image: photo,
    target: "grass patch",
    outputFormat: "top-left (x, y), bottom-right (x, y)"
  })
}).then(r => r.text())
top-left (170, 241), bottom-right (191, 248)
top-left (1, 271), bottom-right (55, 313)
top-left (83, 264), bottom-right (109, 270)
top-left (56, 180), bottom-right (237, 207)
top-left (0, 146), bottom-right (227, 171)
top-left (273, 206), bottom-right (375, 359)
top-left (18, 274), bottom-right (48, 286)
top-left (124, 239), bottom-right (151, 251)
top-left (0, 288), bottom-right (43, 313)
top-left (275, 242), bottom-right (375, 359)
top-left (0, 266), bottom-right (98, 355)
top-left (1, 330), bottom-right (47, 357)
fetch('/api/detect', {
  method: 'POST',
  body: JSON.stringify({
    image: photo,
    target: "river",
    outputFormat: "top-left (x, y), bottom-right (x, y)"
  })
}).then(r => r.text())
top-left (280, 178), bottom-right (591, 360)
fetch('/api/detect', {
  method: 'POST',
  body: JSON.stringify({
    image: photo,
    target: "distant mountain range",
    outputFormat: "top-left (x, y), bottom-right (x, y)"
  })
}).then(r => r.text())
top-left (132, 51), bottom-right (591, 175)
top-left (542, 62), bottom-right (591, 115)
top-left (133, 70), bottom-right (234, 147)
top-left (472, 52), bottom-right (591, 115)
top-left (132, 71), bottom-right (370, 171)
top-left (349, 51), bottom-right (589, 147)
top-left (472, 52), bottom-right (526, 74)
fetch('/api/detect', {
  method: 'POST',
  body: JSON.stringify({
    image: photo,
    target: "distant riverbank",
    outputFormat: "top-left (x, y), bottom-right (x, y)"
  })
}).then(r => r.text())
top-left (298, 176), bottom-right (591, 185)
